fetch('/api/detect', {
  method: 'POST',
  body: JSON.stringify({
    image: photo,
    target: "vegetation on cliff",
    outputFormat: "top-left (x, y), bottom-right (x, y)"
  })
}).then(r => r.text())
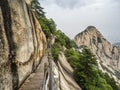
top-left (32, 0), bottom-right (120, 90)
top-left (65, 48), bottom-right (120, 90)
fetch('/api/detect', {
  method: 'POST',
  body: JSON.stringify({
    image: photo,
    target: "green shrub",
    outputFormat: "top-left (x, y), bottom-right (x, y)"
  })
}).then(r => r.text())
top-left (51, 43), bottom-right (60, 62)
top-left (100, 72), bottom-right (120, 90)
top-left (65, 47), bottom-right (114, 90)
top-left (54, 30), bottom-right (77, 48)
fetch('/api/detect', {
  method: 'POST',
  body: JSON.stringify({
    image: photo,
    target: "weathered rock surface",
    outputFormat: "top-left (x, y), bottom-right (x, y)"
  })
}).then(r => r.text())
top-left (74, 26), bottom-right (120, 82)
top-left (52, 51), bottom-right (81, 90)
top-left (0, 0), bottom-right (46, 90)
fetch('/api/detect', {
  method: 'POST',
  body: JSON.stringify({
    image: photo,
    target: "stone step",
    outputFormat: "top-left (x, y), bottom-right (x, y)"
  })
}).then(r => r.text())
top-left (19, 55), bottom-right (48, 90)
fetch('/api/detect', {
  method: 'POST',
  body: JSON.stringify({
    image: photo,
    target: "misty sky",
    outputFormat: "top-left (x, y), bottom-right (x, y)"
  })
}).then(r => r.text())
top-left (39, 0), bottom-right (120, 43)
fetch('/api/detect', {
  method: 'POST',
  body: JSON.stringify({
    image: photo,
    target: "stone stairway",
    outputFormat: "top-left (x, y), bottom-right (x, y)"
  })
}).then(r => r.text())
top-left (19, 55), bottom-right (48, 90)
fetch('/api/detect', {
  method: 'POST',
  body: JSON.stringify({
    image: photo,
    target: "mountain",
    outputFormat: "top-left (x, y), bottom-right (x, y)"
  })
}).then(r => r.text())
top-left (1, 0), bottom-right (120, 89)
top-left (113, 42), bottom-right (120, 46)
top-left (74, 26), bottom-right (120, 83)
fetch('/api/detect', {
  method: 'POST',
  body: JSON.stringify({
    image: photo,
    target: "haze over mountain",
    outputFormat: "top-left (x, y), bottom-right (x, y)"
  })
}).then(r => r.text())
top-left (40, 0), bottom-right (120, 43)
top-left (113, 42), bottom-right (120, 46)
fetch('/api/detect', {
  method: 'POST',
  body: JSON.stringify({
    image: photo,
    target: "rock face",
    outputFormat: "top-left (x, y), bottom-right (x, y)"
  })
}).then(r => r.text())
top-left (74, 26), bottom-right (120, 82)
top-left (0, 0), bottom-right (46, 90)
top-left (52, 51), bottom-right (81, 90)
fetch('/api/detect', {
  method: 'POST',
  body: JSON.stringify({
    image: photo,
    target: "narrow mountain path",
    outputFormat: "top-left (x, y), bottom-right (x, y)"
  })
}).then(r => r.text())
top-left (19, 53), bottom-right (48, 90)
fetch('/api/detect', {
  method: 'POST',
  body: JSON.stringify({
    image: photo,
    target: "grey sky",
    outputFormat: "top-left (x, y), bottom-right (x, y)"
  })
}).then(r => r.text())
top-left (39, 0), bottom-right (120, 43)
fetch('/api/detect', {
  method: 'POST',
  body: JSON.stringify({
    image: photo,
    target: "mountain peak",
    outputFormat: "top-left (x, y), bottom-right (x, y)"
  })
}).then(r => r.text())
top-left (84, 26), bottom-right (100, 33)
top-left (86, 26), bottom-right (96, 30)
top-left (76, 26), bottom-right (103, 41)
top-left (74, 26), bottom-right (120, 84)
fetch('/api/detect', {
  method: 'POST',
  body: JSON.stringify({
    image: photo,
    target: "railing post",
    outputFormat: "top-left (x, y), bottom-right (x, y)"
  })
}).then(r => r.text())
top-left (48, 50), bottom-right (54, 90)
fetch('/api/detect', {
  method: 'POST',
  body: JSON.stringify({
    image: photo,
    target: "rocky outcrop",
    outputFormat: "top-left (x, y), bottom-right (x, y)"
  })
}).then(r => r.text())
top-left (74, 26), bottom-right (120, 82)
top-left (0, 0), bottom-right (46, 90)
top-left (51, 51), bottom-right (81, 90)
top-left (58, 52), bottom-right (81, 90)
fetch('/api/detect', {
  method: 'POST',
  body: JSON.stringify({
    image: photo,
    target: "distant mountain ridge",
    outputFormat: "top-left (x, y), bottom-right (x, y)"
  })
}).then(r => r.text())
top-left (74, 26), bottom-right (120, 83)
top-left (113, 42), bottom-right (120, 46)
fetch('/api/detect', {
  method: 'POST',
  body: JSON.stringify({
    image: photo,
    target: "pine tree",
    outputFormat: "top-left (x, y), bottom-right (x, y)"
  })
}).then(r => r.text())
top-left (31, 0), bottom-right (45, 16)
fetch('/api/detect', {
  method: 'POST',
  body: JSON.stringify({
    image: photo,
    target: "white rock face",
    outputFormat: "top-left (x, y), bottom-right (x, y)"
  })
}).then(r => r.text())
top-left (74, 26), bottom-right (120, 82)
top-left (52, 51), bottom-right (81, 90)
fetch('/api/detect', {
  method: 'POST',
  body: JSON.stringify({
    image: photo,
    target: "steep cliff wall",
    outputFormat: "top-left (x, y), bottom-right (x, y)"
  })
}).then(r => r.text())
top-left (51, 51), bottom-right (81, 90)
top-left (74, 26), bottom-right (120, 82)
top-left (58, 52), bottom-right (81, 90)
top-left (0, 0), bottom-right (46, 90)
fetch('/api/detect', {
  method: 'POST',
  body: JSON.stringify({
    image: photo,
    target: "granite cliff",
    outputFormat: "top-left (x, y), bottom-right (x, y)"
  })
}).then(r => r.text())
top-left (0, 0), bottom-right (46, 89)
top-left (45, 51), bottom-right (81, 90)
top-left (74, 26), bottom-right (120, 83)
top-left (53, 51), bottom-right (81, 90)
